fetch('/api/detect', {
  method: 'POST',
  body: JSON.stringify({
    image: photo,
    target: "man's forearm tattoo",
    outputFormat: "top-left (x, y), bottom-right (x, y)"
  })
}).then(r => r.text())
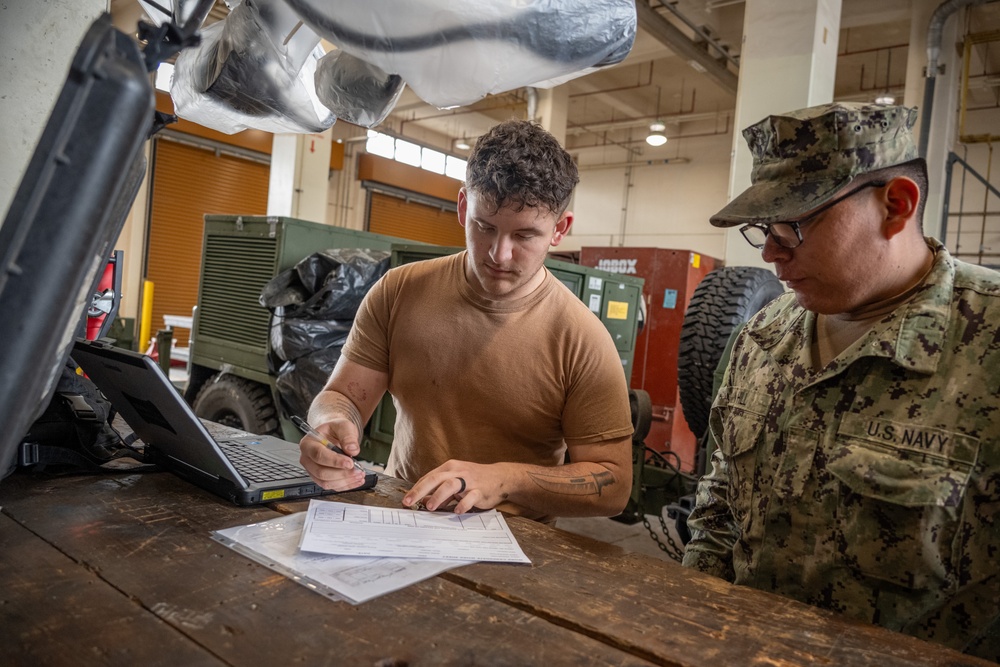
top-left (527, 470), bottom-right (616, 496)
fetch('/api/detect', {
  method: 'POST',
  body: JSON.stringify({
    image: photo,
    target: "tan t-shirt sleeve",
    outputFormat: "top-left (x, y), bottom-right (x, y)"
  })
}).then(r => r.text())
top-left (341, 270), bottom-right (394, 373)
top-left (560, 313), bottom-right (634, 446)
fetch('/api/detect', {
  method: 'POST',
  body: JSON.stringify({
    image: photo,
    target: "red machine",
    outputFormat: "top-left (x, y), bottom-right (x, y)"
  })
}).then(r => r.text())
top-left (579, 247), bottom-right (718, 473)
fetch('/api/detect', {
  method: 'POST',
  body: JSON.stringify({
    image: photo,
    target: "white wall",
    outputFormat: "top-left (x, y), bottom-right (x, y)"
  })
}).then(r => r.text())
top-left (566, 121), bottom-right (734, 263)
top-left (326, 139), bottom-right (368, 232)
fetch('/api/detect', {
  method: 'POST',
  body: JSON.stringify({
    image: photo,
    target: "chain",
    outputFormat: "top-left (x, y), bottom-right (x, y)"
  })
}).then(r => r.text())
top-left (641, 513), bottom-right (684, 563)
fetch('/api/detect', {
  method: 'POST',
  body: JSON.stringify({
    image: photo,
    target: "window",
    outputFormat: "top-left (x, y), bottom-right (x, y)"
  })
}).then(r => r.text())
top-left (445, 155), bottom-right (466, 181)
top-left (366, 131), bottom-right (466, 181)
top-left (394, 139), bottom-right (422, 167)
top-left (421, 148), bottom-right (445, 174)
top-left (365, 131), bottom-right (395, 159)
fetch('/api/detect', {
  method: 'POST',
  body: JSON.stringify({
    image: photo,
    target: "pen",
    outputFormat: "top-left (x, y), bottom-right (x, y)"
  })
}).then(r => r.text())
top-left (291, 415), bottom-right (366, 473)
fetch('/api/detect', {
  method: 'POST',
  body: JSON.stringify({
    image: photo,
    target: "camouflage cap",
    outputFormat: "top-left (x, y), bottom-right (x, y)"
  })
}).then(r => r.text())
top-left (710, 102), bottom-right (919, 227)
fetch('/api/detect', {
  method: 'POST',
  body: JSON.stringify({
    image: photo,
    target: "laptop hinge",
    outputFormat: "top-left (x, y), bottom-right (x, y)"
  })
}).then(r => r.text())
top-left (165, 452), bottom-right (224, 482)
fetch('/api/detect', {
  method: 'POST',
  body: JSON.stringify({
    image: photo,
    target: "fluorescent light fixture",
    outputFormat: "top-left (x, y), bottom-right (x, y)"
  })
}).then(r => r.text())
top-left (687, 59), bottom-right (708, 74)
top-left (645, 121), bottom-right (668, 147)
top-left (875, 94), bottom-right (895, 105)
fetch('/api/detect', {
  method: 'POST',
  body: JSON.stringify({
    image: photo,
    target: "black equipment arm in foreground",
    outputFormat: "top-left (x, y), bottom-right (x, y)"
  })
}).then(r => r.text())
top-left (0, 0), bottom-right (216, 478)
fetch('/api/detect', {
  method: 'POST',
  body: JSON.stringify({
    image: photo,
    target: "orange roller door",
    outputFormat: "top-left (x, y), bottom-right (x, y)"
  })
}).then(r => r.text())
top-left (367, 190), bottom-right (464, 246)
top-left (145, 138), bottom-right (269, 347)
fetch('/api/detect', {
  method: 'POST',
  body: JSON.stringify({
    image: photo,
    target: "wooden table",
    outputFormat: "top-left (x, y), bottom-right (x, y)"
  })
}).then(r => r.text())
top-left (0, 470), bottom-right (990, 666)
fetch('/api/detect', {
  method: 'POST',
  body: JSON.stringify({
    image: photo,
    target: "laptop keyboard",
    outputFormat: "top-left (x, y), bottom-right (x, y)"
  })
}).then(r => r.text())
top-left (217, 440), bottom-right (306, 483)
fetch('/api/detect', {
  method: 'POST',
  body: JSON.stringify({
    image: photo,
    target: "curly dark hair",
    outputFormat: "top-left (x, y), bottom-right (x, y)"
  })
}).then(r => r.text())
top-left (465, 119), bottom-right (579, 215)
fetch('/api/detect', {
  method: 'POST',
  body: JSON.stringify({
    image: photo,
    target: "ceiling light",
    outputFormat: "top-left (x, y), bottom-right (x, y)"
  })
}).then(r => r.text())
top-left (454, 138), bottom-right (471, 151)
top-left (874, 94), bottom-right (895, 105)
top-left (687, 59), bottom-right (708, 74)
top-left (645, 121), bottom-right (668, 147)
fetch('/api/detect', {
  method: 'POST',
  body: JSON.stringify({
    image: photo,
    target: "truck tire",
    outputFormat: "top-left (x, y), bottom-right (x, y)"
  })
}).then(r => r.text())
top-left (677, 267), bottom-right (784, 440)
top-left (191, 374), bottom-right (280, 435)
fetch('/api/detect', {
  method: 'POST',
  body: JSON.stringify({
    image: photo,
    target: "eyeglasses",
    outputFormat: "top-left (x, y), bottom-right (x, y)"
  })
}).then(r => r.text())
top-left (739, 181), bottom-right (886, 249)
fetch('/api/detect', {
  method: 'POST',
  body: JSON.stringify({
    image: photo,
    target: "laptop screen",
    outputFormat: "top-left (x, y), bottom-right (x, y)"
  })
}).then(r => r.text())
top-left (71, 340), bottom-right (243, 485)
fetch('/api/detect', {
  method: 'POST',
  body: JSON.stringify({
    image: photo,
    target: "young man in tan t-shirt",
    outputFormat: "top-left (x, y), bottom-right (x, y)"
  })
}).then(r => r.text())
top-left (298, 119), bottom-right (633, 520)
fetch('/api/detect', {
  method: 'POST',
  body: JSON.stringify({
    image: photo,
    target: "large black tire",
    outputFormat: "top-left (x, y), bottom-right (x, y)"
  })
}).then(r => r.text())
top-left (677, 267), bottom-right (784, 440)
top-left (192, 374), bottom-right (280, 435)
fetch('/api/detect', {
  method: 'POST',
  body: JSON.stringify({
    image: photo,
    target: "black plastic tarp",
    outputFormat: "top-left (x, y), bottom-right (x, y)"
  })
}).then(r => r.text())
top-left (259, 248), bottom-right (390, 417)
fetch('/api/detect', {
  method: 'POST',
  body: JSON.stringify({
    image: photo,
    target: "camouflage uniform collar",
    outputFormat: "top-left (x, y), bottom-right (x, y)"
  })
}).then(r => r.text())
top-left (886, 238), bottom-right (953, 374)
top-left (747, 238), bottom-right (951, 378)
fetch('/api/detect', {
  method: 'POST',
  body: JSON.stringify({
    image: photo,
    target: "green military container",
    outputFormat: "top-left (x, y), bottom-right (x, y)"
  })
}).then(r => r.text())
top-left (185, 215), bottom-right (427, 444)
top-left (185, 215), bottom-right (643, 466)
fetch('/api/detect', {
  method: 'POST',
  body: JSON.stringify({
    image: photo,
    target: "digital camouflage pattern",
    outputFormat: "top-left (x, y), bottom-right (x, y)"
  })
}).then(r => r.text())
top-left (682, 241), bottom-right (1000, 660)
top-left (710, 102), bottom-right (919, 226)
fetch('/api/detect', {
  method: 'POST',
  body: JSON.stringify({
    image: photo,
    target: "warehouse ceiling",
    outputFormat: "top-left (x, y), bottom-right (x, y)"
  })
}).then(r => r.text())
top-left (114, 0), bottom-right (1000, 157)
top-left (378, 0), bottom-right (1000, 156)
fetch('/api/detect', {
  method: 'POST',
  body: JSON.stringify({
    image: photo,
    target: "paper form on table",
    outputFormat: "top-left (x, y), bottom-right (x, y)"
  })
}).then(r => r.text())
top-left (212, 511), bottom-right (470, 604)
top-left (298, 499), bottom-right (531, 564)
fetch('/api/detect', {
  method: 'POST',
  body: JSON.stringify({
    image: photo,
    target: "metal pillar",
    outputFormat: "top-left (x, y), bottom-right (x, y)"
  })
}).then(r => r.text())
top-left (268, 130), bottom-right (334, 224)
top-left (721, 0), bottom-right (843, 270)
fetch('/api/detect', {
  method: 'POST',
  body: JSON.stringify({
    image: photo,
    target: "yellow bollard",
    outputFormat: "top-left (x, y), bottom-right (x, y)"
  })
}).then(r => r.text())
top-left (139, 280), bottom-right (154, 354)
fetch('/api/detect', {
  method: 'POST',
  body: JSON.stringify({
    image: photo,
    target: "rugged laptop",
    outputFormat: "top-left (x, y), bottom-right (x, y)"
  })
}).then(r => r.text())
top-left (73, 338), bottom-right (376, 505)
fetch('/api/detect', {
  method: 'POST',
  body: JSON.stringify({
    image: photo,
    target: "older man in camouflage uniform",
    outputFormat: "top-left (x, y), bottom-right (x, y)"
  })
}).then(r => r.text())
top-left (681, 102), bottom-right (999, 660)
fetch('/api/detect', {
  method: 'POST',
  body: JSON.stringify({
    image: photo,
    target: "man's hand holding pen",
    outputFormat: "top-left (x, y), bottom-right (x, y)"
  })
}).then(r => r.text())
top-left (295, 415), bottom-right (369, 491)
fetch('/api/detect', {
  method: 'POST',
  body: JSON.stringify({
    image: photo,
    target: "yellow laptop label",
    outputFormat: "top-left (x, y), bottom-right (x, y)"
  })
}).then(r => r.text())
top-left (261, 489), bottom-right (286, 501)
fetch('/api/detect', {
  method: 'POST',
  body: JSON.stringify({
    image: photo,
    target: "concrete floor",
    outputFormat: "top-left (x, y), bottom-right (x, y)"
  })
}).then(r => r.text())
top-left (554, 511), bottom-right (687, 563)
